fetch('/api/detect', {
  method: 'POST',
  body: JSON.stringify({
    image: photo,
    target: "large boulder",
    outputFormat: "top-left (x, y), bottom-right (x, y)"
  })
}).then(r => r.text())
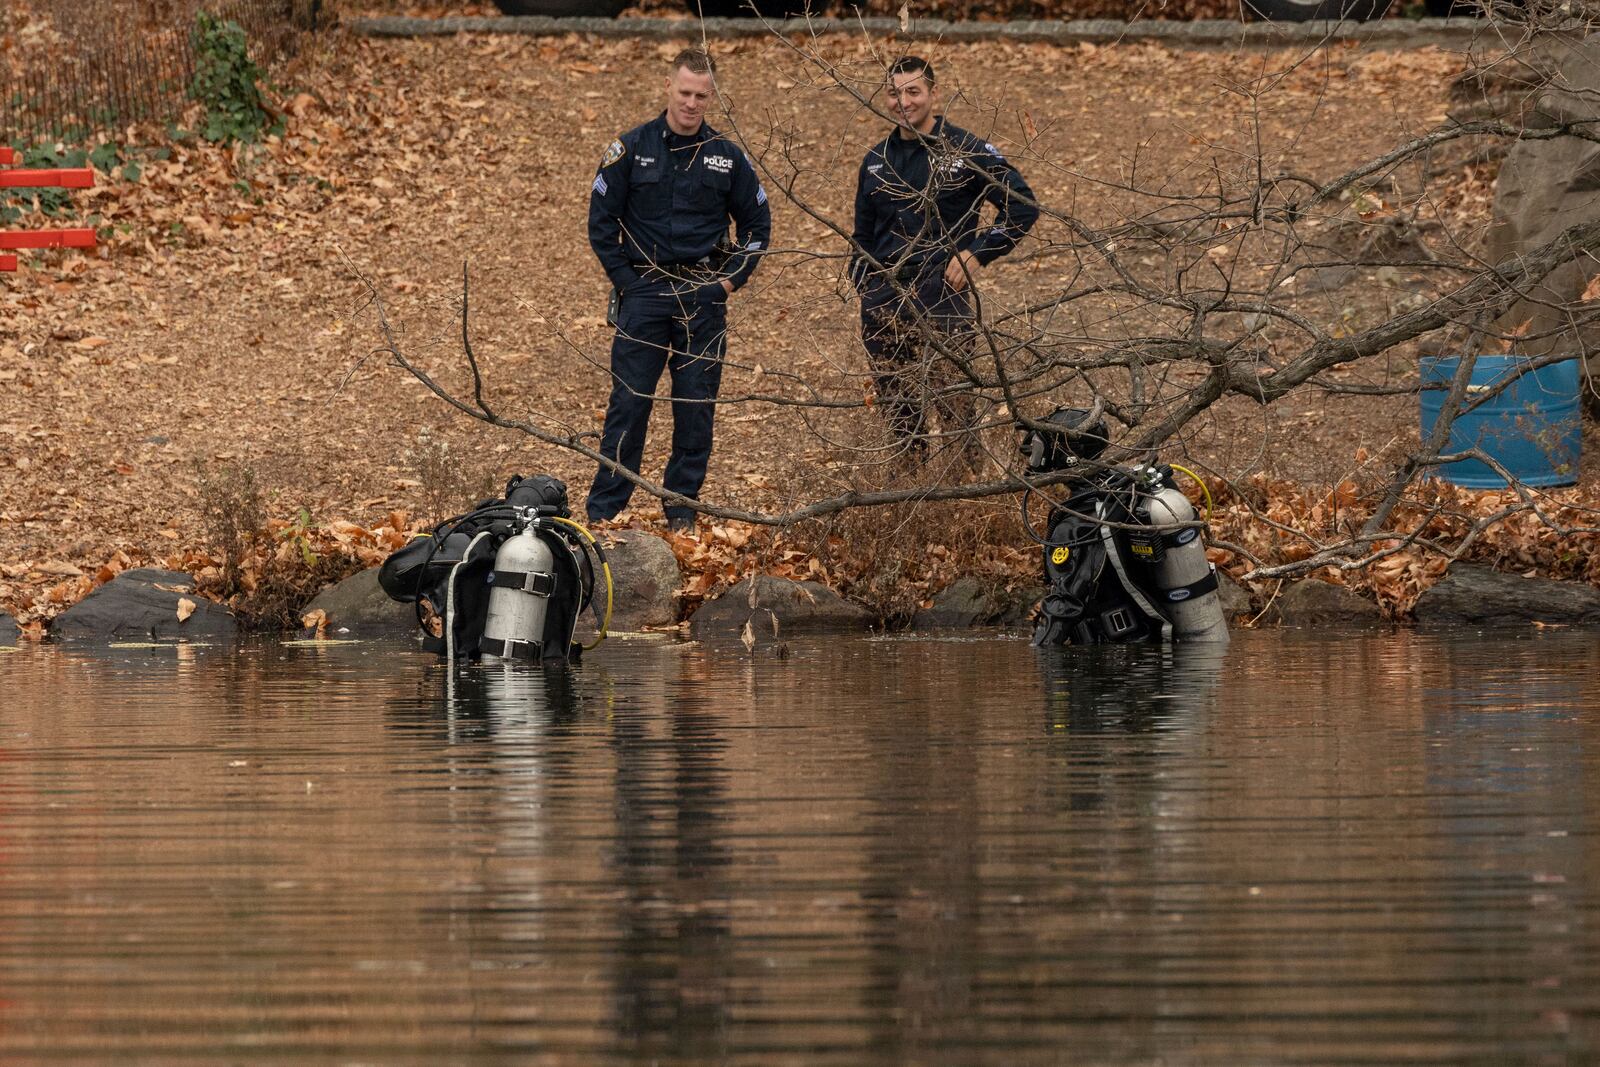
top-left (1, 611), bottom-right (17, 645)
top-left (54, 568), bottom-right (237, 641)
top-left (1484, 36), bottom-right (1600, 416)
top-left (599, 531), bottom-right (681, 632)
top-left (301, 566), bottom-right (418, 637)
top-left (1275, 579), bottom-right (1386, 628)
top-left (690, 575), bottom-right (872, 640)
top-left (1414, 563), bottom-right (1600, 627)
top-left (911, 577), bottom-right (1041, 629)
top-left (1218, 571), bottom-right (1252, 619)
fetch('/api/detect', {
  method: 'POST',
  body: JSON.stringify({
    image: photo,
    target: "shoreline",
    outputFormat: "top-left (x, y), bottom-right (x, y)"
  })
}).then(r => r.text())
top-left (5, 526), bottom-right (1600, 645)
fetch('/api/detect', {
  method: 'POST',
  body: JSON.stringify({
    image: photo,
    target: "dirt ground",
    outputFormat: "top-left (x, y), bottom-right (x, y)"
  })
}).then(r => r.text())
top-left (1, 24), bottom-right (1575, 627)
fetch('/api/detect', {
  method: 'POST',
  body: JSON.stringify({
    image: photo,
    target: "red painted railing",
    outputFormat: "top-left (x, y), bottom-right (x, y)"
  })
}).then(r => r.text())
top-left (0, 146), bottom-right (97, 272)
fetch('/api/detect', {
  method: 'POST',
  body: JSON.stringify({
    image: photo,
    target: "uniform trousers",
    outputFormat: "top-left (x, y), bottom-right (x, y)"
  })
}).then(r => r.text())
top-left (587, 279), bottom-right (727, 524)
top-left (859, 269), bottom-right (978, 457)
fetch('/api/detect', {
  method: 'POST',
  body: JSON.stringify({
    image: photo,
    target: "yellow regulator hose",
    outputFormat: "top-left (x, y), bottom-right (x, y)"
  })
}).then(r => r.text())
top-left (1167, 464), bottom-right (1214, 520)
top-left (550, 516), bottom-right (613, 649)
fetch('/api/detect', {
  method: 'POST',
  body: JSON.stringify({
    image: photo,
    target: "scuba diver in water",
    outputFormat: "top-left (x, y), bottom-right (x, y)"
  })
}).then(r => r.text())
top-left (379, 474), bottom-right (613, 664)
top-left (1019, 409), bottom-right (1229, 647)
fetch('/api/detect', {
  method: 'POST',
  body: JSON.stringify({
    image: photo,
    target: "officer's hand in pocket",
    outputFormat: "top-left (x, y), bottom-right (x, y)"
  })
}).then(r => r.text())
top-left (696, 281), bottom-right (731, 304)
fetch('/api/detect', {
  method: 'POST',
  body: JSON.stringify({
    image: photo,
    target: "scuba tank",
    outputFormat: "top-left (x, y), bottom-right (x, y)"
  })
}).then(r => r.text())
top-left (480, 525), bottom-right (558, 661)
top-left (1129, 481), bottom-right (1230, 643)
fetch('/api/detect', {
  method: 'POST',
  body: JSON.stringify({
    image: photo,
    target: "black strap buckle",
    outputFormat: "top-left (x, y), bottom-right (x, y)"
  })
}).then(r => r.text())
top-left (1103, 607), bottom-right (1138, 636)
top-left (490, 569), bottom-right (555, 597)
top-left (1164, 570), bottom-right (1219, 603)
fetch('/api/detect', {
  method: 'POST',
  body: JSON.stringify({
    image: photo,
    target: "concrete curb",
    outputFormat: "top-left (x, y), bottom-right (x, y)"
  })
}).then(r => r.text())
top-left (349, 14), bottom-right (1498, 49)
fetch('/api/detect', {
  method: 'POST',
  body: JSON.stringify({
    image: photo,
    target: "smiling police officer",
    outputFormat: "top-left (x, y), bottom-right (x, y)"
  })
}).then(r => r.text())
top-left (849, 56), bottom-right (1038, 471)
top-left (586, 48), bottom-right (772, 533)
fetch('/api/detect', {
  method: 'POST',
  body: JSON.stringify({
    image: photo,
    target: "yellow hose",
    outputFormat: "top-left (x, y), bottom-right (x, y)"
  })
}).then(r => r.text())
top-left (550, 516), bottom-right (613, 649)
top-left (1168, 463), bottom-right (1214, 519)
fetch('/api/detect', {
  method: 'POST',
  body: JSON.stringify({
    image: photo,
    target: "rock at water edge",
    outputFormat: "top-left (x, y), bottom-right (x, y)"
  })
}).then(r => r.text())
top-left (54, 568), bottom-right (237, 641)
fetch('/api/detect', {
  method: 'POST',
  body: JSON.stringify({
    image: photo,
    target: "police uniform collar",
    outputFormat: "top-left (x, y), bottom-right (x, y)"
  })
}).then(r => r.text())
top-left (654, 111), bottom-right (715, 143)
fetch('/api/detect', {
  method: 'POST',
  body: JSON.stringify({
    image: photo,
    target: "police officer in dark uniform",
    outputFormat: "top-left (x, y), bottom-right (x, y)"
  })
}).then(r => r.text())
top-left (848, 56), bottom-right (1039, 469)
top-left (586, 48), bottom-right (772, 532)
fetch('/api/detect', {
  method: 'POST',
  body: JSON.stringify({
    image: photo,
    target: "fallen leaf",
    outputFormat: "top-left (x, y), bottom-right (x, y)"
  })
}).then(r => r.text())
top-left (301, 608), bottom-right (329, 638)
top-left (176, 597), bottom-right (196, 622)
top-left (740, 617), bottom-right (756, 652)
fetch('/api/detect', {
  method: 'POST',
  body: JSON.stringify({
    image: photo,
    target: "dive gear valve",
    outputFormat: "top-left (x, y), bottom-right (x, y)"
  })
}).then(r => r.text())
top-left (480, 513), bottom-right (556, 662)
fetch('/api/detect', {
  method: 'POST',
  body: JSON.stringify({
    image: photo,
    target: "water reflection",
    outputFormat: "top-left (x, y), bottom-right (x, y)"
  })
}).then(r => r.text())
top-left (1, 632), bottom-right (1598, 1063)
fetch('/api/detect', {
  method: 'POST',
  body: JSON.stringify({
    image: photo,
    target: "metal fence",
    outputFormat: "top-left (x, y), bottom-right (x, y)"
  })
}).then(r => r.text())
top-left (1, 0), bottom-right (318, 145)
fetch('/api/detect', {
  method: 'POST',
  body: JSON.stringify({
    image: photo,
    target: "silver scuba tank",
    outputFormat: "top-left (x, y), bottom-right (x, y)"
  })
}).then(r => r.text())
top-left (480, 525), bottom-right (556, 661)
top-left (1135, 485), bottom-right (1230, 644)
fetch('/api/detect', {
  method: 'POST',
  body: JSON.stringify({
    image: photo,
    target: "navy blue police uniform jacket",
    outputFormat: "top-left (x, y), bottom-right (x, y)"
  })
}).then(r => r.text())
top-left (848, 116), bottom-right (1038, 290)
top-left (589, 113), bottom-right (772, 295)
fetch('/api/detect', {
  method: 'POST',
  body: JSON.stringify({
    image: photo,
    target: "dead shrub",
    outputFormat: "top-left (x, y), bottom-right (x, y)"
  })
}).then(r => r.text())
top-left (192, 462), bottom-right (370, 630)
top-left (407, 430), bottom-right (500, 526)
top-left (194, 460), bottom-right (266, 591)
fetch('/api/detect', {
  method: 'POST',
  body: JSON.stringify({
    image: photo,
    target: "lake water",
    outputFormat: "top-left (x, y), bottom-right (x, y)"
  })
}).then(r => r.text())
top-left (1, 629), bottom-right (1596, 1065)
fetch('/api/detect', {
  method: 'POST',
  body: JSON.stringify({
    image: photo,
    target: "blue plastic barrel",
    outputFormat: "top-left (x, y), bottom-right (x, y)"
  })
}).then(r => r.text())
top-left (1418, 355), bottom-right (1581, 488)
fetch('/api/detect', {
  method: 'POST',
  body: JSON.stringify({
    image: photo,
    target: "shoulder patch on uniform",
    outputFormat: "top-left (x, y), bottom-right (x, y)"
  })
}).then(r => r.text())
top-left (984, 141), bottom-right (1006, 160)
top-left (601, 139), bottom-right (625, 168)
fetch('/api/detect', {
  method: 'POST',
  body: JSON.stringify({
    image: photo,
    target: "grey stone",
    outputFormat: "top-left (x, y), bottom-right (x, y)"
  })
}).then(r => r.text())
top-left (600, 531), bottom-right (682, 632)
top-left (302, 566), bottom-right (418, 637)
top-left (1, 611), bottom-right (17, 645)
top-left (1218, 571), bottom-right (1252, 619)
top-left (54, 568), bottom-right (237, 641)
top-left (691, 575), bottom-right (871, 640)
top-left (1414, 563), bottom-right (1600, 627)
top-left (1276, 579), bottom-right (1386, 628)
top-left (912, 577), bottom-right (1040, 629)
